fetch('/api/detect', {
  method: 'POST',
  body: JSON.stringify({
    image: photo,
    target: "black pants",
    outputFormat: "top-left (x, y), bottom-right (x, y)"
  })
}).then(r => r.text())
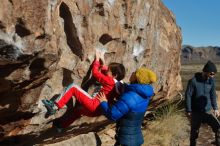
top-left (190, 112), bottom-right (220, 146)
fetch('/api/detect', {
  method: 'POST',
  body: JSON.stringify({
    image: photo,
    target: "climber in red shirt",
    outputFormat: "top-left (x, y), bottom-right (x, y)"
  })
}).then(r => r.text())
top-left (42, 50), bottom-right (125, 130)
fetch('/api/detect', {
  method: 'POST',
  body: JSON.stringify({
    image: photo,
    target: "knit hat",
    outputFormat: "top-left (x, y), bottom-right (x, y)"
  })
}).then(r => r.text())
top-left (203, 60), bottom-right (217, 73)
top-left (135, 67), bottom-right (157, 84)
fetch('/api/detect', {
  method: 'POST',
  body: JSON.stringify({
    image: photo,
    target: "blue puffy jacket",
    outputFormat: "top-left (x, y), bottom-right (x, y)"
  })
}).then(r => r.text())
top-left (100, 84), bottom-right (154, 146)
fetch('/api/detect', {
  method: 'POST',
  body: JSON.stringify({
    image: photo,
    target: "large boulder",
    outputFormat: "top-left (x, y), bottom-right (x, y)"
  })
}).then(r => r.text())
top-left (0, 0), bottom-right (182, 145)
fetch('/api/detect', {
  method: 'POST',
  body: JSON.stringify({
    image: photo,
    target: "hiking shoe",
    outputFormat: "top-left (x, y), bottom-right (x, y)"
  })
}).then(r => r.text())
top-left (42, 99), bottom-right (56, 117)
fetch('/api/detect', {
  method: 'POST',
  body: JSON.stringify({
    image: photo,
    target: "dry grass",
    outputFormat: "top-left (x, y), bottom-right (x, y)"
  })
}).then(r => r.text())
top-left (143, 103), bottom-right (189, 146)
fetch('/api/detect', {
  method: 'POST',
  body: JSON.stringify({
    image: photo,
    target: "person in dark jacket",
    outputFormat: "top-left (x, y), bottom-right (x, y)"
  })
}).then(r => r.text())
top-left (185, 60), bottom-right (220, 146)
top-left (97, 67), bottom-right (157, 146)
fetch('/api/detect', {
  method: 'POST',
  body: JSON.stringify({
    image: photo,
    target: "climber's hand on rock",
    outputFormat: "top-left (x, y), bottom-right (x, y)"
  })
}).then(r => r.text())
top-left (95, 50), bottom-right (101, 61)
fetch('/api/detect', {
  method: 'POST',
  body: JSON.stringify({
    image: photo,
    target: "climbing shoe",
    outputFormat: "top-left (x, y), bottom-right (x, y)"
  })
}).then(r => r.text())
top-left (53, 120), bottom-right (64, 133)
top-left (42, 99), bottom-right (57, 118)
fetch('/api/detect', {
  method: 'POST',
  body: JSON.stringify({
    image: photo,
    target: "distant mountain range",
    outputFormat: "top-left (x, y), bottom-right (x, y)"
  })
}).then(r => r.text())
top-left (181, 45), bottom-right (220, 64)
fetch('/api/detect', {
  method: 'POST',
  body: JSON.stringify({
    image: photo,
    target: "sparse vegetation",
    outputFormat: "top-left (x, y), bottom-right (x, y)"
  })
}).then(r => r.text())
top-left (143, 100), bottom-right (189, 146)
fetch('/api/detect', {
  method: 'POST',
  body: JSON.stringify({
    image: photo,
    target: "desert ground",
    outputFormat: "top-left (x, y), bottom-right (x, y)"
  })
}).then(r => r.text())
top-left (142, 63), bottom-right (220, 146)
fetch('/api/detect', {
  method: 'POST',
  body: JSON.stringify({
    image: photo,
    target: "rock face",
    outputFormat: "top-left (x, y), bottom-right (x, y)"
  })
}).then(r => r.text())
top-left (181, 45), bottom-right (220, 64)
top-left (45, 132), bottom-right (98, 146)
top-left (0, 0), bottom-right (182, 145)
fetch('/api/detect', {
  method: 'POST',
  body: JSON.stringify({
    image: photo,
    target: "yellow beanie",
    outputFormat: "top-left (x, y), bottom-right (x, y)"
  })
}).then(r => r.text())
top-left (135, 67), bottom-right (157, 84)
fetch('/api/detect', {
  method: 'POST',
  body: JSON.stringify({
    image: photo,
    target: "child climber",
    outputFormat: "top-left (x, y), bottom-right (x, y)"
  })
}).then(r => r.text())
top-left (42, 49), bottom-right (125, 130)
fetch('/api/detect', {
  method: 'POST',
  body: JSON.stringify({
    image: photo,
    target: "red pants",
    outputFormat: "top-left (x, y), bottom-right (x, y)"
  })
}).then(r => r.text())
top-left (55, 83), bottom-right (101, 127)
top-left (56, 83), bottom-right (100, 111)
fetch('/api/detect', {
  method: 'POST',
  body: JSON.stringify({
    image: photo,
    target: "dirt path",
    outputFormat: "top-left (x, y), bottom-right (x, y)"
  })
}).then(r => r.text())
top-left (196, 124), bottom-right (216, 146)
top-left (182, 124), bottom-right (216, 146)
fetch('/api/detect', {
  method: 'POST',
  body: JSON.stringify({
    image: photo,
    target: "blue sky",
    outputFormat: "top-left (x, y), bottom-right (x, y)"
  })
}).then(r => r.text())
top-left (162, 0), bottom-right (220, 47)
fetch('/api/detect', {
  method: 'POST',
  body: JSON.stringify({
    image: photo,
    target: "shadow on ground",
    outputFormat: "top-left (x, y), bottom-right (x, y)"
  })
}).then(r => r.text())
top-left (0, 119), bottom-right (109, 146)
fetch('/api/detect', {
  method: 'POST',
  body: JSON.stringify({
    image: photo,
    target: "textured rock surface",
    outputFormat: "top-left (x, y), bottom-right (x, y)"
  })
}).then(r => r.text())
top-left (0, 0), bottom-right (182, 145)
top-left (45, 132), bottom-right (98, 146)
